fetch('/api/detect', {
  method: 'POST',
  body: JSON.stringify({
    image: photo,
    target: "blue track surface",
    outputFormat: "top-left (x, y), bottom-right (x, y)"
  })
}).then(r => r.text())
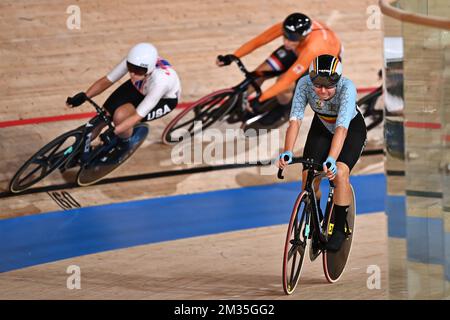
top-left (0, 174), bottom-right (385, 272)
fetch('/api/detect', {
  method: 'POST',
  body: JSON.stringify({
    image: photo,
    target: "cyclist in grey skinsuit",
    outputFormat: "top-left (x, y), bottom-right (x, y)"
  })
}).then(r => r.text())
top-left (278, 54), bottom-right (367, 252)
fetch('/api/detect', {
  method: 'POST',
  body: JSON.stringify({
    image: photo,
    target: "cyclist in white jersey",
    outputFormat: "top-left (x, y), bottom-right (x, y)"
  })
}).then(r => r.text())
top-left (277, 54), bottom-right (367, 252)
top-left (66, 42), bottom-right (181, 146)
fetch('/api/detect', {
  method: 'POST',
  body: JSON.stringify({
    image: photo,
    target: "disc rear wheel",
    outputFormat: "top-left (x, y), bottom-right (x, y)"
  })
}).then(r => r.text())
top-left (76, 123), bottom-right (149, 186)
top-left (322, 185), bottom-right (356, 283)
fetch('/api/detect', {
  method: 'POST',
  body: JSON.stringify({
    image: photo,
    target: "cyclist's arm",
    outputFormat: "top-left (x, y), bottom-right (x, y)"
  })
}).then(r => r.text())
top-left (87, 58), bottom-right (128, 98)
top-left (328, 127), bottom-right (347, 160)
top-left (329, 80), bottom-right (357, 160)
top-left (115, 74), bottom-right (171, 135)
top-left (114, 84), bottom-right (169, 136)
top-left (258, 48), bottom-right (316, 102)
top-left (86, 76), bottom-right (113, 98)
top-left (114, 113), bottom-right (143, 136)
top-left (233, 23), bottom-right (283, 58)
top-left (136, 75), bottom-right (170, 118)
top-left (283, 119), bottom-right (301, 152)
top-left (283, 77), bottom-right (308, 152)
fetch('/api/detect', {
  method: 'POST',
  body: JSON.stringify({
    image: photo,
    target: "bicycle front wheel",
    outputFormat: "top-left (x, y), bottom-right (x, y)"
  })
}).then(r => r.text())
top-left (282, 191), bottom-right (311, 295)
top-left (161, 89), bottom-right (238, 145)
top-left (9, 129), bottom-right (83, 193)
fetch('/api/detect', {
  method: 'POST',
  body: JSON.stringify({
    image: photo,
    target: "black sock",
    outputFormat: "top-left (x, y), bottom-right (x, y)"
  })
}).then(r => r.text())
top-left (333, 205), bottom-right (349, 232)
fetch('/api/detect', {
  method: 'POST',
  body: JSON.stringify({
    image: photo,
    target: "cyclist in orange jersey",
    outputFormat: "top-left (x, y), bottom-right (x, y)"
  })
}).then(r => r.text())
top-left (217, 13), bottom-right (342, 129)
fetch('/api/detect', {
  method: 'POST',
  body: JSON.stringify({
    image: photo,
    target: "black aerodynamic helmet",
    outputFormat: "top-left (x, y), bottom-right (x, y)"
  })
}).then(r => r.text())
top-left (309, 54), bottom-right (343, 88)
top-left (283, 13), bottom-right (312, 41)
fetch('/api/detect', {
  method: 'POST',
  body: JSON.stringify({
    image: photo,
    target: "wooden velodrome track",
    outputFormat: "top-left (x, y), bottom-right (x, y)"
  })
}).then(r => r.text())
top-left (0, 0), bottom-right (388, 299)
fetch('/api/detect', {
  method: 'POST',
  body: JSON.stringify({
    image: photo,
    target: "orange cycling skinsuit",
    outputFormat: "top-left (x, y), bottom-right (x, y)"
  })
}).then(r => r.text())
top-left (234, 21), bottom-right (341, 102)
top-left (225, 13), bottom-right (342, 129)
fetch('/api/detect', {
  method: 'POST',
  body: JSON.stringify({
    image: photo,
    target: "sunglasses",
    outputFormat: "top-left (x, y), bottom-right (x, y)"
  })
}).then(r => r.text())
top-left (127, 61), bottom-right (148, 76)
top-left (313, 83), bottom-right (336, 89)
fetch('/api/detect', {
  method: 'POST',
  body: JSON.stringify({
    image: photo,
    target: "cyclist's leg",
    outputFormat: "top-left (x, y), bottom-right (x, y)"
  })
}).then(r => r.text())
top-left (247, 45), bottom-right (297, 97)
top-left (327, 111), bottom-right (367, 251)
top-left (331, 162), bottom-right (352, 227)
top-left (333, 163), bottom-right (352, 205)
top-left (302, 115), bottom-right (333, 207)
top-left (326, 162), bottom-right (351, 251)
top-left (113, 97), bottom-right (178, 147)
top-left (111, 103), bottom-right (136, 139)
top-left (102, 79), bottom-right (146, 140)
top-left (246, 62), bottom-right (272, 97)
top-left (302, 116), bottom-right (332, 253)
top-left (69, 82), bottom-right (141, 166)
top-left (140, 98), bottom-right (178, 123)
top-left (248, 48), bottom-right (302, 128)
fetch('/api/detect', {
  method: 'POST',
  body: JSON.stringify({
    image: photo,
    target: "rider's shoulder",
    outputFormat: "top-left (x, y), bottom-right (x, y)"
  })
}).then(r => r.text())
top-left (294, 75), bottom-right (312, 93)
top-left (337, 77), bottom-right (356, 92)
top-left (151, 63), bottom-right (176, 78)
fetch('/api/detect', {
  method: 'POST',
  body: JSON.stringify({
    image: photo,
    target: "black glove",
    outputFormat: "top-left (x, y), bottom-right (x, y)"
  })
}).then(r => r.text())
top-left (100, 127), bottom-right (118, 146)
top-left (66, 92), bottom-right (87, 107)
top-left (217, 54), bottom-right (234, 66)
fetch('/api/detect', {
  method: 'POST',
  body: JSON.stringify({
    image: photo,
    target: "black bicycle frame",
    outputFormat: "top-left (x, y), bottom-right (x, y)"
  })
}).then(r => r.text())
top-left (278, 157), bottom-right (334, 243)
top-left (228, 55), bottom-right (282, 99)
top-left (66, 97), bottom-right (115, 167)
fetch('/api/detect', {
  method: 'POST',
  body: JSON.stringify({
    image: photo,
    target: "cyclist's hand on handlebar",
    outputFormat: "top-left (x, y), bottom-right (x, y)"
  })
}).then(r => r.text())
top-left (216, 54), bottom-right (234, 67)
top-left (277, 151), bottom-right (293, 169)
top-left (66, 92), bottom-right (87, 107)
top-left (323, 156), bottom-right (337, 180)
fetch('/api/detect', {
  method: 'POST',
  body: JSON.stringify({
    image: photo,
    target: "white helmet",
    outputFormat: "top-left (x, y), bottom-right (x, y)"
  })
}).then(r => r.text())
top-left (127, 42), bottom-right (158, 74)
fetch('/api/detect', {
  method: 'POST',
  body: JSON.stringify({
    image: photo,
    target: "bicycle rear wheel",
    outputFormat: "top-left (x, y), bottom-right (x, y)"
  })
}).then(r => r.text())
top-left (282, 191), bottom-right (311, 295)
top-left (161, 89), bottom-right (238, 145)
top-left (322, 185), bottom-right (356, 283)
top-left (76, 123), bottom-right (149, 186)
top-left (9, 129), bottom-right (83, 193)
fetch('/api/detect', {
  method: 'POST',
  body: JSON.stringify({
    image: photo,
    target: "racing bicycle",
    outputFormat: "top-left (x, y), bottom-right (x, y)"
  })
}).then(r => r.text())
top-left (161, 55), bottom-right (281, 144)
top-left (278, 157), bottom-right (356, 295)
top-left (9, 97), bottom-right (149, 193)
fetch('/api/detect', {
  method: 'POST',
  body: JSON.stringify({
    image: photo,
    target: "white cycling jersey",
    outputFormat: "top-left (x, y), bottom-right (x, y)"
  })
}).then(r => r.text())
top-left (107, 57), bottom-right (181, 118)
